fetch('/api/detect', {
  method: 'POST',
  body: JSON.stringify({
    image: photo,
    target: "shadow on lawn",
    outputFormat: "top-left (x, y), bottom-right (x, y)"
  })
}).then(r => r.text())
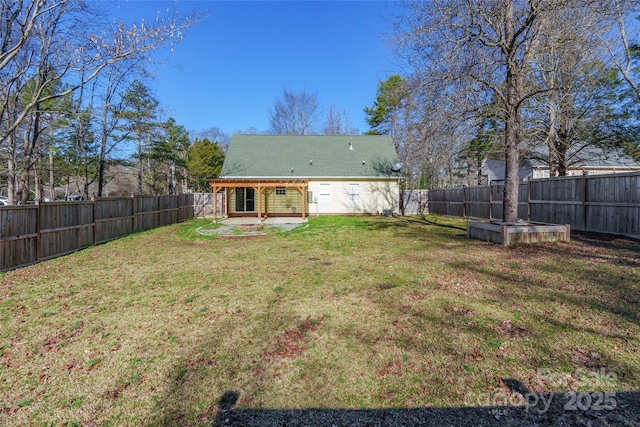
top-left (147, 219), bottom-right (639, 427)
top-left (372, 214), bottom-right (468, 232)
top-left (210, 389), bottom-right (640, 427)
top-left (366, 215), bottom-right (468, 243)
top-left (463, 233), bottom-right (640, 327)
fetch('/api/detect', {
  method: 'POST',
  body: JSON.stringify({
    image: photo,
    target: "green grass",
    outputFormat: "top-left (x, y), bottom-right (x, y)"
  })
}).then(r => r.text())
top-left (0, 215), bottom-right (638, 426)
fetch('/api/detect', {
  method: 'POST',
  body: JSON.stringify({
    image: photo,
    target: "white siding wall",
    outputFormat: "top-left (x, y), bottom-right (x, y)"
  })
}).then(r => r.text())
top-left (307, 179), bottom-right (399, 215)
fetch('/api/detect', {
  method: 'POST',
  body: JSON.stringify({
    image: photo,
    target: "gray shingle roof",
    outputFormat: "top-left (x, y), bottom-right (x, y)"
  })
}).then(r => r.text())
top-left (526, 146), bottom-right (640, 169)
top-left (220, 134), bottom-right (400, 179)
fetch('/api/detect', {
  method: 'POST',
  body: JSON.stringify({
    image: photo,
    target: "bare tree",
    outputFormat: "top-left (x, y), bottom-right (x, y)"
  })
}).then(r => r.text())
top-left (392, 0), bottom-right (571, 222)
top-left (0, 0), bottom-right (200, 203)
top-left (410, 78), bottom-right (474, 189)
top-left (242, 126), bottom-right (259, 135)
top-left (93, 60), bottom-right (151, 197)
top-left (526, 6), bottom-right (621, 176)
top-left (323, 105), bottom-right (358, 135)
top-left (194, 126), bottom-right (231, 151)
top-left (269, 87), bottom-right (320, 135)
top-left (593, 0), bottom-right (640, 102)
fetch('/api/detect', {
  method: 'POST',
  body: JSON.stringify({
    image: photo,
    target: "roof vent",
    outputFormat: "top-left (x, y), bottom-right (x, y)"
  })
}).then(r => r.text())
top-left (309, 160), bottom-right (313, 165)
top-left (291, 167), bottom-right (294, 173)
top-left (362, 160), bottom-right (366, 165)
top-left (349, 138), bottom-right (353, 150)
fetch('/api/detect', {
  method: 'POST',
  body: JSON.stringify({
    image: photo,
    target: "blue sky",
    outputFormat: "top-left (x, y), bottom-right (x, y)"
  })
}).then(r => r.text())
top-left (109, 1), bottom-right (402, 138)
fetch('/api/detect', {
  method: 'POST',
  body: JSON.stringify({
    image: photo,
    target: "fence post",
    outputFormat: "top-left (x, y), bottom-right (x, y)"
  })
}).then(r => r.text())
top-left (527, 181), bottom-right (531, 222)
top-left (92, 197), bottom-right (97, 245)
top-left (132, 194), bottom-right (136, 233)
top-left (488, 184), bottom-right (493, 220)
top-left (581, 172), bottom-right (587, 229)
top-left (462, 186), bottom-right (467, 218)
top-left (36, 204), bottom-right (42, 263)
top-left (156, 196), bottom-right (160, 228)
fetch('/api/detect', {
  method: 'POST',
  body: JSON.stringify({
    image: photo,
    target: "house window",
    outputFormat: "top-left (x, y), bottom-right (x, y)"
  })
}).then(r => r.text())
top-left (275, 187), bottom-right (286, 196)
top-left (542, 170), bottom-right (550, 178)
top-left (348, 183), bottom-right (359, 206)
top-left (319, 183), bottom-right (331, 203)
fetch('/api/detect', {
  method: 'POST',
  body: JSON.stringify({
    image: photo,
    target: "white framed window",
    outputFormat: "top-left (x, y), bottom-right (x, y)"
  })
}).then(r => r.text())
top-left (541, 170), bottom-right (550, 178)
top-left (275, 187), bottom-right (286, 196)
top-left (319, 183), bottom-right (331, 203)
top-left (348, 183), bottom-right (360, 206)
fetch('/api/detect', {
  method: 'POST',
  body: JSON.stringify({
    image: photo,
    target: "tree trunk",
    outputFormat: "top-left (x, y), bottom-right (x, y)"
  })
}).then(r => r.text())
top-left (503, 0), bottom-right (520, 223)
top-left (7, 131), bottom-right (17, 204)
top-left (49, 149), bottom-right (55, 201)
top-left (17, 166), bottom-right (31, 204)
top-left (137, 136), bottom-right (144, 195)
top-left (547, 96), bottom-right (559, 177)
top-left (503, 111), bottom-right (519, 222)
top-left (98, 109), bottom-right (109, 197)
top-left (169, 161), bottom-right (176, 194)
top-left (98, 157), bottom-right (106, 197)
top-left (556, 99), bottom-right (571, 177)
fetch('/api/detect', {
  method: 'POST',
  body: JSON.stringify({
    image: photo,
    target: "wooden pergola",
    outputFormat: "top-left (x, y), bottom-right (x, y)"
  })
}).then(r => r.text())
top-left (210, 179), bottom-right (308, 221)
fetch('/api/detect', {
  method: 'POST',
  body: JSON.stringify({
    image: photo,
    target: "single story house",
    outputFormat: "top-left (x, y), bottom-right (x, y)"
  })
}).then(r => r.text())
top-left (482, 146), bottom-right (640, 183)
top-left (210, 134), bottom-right (401, 219)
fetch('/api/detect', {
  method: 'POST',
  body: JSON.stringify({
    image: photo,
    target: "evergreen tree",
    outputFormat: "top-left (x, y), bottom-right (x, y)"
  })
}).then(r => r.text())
top-left (363, 75), bottom-right (407, 149)
top-left (118, 80), bottom-right (159, 194)
top-left (186, 138), bottom-right (225, 192)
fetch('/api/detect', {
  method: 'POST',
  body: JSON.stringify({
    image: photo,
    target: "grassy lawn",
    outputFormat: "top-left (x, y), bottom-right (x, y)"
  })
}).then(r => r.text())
top-left (0, 215), bottom-right (638, 426)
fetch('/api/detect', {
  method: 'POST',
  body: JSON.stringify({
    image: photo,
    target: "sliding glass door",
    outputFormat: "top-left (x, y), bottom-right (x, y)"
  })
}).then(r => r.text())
top-left (235, 188), bottom-right (255, 212)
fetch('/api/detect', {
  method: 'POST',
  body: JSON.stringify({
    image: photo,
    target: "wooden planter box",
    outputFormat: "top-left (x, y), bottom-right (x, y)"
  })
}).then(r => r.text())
top-left (467, 220), bottom-right (570, 247)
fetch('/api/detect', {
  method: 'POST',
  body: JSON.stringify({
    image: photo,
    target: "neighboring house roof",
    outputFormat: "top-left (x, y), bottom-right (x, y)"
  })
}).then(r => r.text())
top-left (483, 146), bottom-right (640, 181)
top-left (525, 145), bottom-right (640, 169)
top-left (481, 158), bottom-right (534, 182)
top-left (220, 134), bottom-right (400, 179)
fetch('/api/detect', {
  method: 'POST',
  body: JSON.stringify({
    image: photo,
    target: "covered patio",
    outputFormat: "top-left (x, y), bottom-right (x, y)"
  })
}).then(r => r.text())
top-left (210, 179), bottom-right (308, 221)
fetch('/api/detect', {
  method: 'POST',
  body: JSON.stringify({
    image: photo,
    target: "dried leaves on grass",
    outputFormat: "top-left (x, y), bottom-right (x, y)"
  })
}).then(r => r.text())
top-left (0, 216), bottom-right (638, 426)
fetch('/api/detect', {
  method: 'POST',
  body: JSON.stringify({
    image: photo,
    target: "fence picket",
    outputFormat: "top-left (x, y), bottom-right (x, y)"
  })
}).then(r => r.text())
top-left (0, 194), bottom-right (194, 272)
top-left (427, 172), bottom-right (639, 238)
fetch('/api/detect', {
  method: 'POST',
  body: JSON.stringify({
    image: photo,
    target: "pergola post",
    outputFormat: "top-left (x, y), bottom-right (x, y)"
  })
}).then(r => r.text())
top-left (255, 186), bottom-right (261, 220)
top-left (299, 185), bottom-right (307, 219)
top-left (211, 183), bottom-right (221, 222)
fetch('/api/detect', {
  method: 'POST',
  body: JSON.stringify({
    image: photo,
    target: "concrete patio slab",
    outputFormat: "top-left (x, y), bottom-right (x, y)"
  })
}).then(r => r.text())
top-left (218, 217), bottom-right (307, 225)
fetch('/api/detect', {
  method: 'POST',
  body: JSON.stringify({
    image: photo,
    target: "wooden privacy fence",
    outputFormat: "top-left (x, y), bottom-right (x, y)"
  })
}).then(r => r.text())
top-left (1, 194), bottom-right (194, 272)
top-left (401, 189), bottom-right (429, 215)
top-left (193, 192), bottom-right (225, 217)
top-left (429, 172), bottom-right (640, 238)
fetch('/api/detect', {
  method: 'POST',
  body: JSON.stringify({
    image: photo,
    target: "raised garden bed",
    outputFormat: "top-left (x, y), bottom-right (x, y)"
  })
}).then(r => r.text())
top-left (467, 219), bottom-right (570, 246)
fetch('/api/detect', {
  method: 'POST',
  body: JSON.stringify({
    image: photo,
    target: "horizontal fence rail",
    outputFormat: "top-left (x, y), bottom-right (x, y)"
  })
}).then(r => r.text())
top-left (1, 194), bottom-right (194, 272)
top-left (428, 172), bottom-right (640, 239)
